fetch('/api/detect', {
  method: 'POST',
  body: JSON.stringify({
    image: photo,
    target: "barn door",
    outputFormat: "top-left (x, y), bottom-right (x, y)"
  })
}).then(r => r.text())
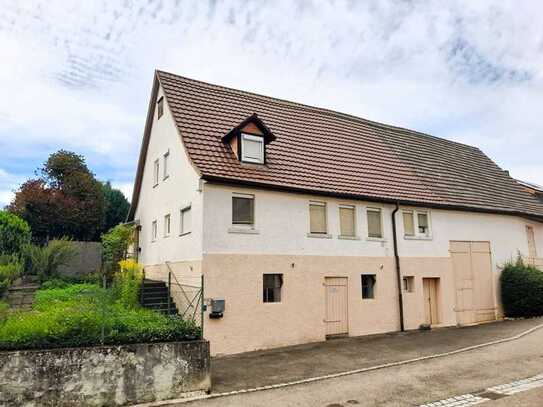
top-left (324, 277), bottom-right (348, 336)
top-left (450, 241), bottom-right (496, 325)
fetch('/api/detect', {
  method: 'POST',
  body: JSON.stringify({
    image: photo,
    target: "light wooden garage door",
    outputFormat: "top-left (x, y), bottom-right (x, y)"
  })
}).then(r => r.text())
top-left (450, 241), bottom-right (496, 325)
top-left (324, 277), bottom-right (349, 336)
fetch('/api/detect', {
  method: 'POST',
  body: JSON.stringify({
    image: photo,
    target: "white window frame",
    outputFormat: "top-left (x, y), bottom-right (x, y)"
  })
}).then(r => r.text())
top-left (151, 220), bottom-right (158, 242)
top-left (164, 214), bottom-right (171, 237)
top-left (163, 150), bottom-right (170, 180)
top-left (366, 207), bottom-right (384, 240)
top-left (241, 133), bottom-right (265, 164)
top-left (403, 209), bottom-right (432, 239)
top-left (180, 205), bottom-right (191, 236)
top-left (153, 159), bottom-right (159, 187)
top-left (229, 193), bottom-right (259, 234)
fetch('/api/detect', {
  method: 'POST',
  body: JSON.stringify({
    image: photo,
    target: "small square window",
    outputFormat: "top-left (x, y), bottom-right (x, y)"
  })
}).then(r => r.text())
top-left (339, 205), bottom-right (356, 237)
top-left (163, 151), bottom-right (170, 180)
top-left (263, 274), bottom-right (283, 303)
top-left (232, 194), bottom-right (254, 225)
top-left (153, 159), bottom-right (159, 186)
top-left (403, 276), bottom-right (415, 293)
top-left (367, 208), bottom-right (383, 238)
top-left (309, 201), bottom-right (327, 234)
top-left (151, 220), bottom-right (158, 242)
top-left (241, 133), bottom-right (264, 164)
top-left (164, 214), bottom-right (171, 237)
top-left (361, 274), bottom-right (376, 299)
top-left (180, 206), bottom-right (191, 235)
top-left (157, 97), bottom-right (164, 119)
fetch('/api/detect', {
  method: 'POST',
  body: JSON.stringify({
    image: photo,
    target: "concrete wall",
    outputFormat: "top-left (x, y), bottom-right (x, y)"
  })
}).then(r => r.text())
top-left (0, 340), bottom-right (210, 406)
top-left (134, 84), bottom-right (203, 267)
top-left (57, 241), bottom-right (102, 278)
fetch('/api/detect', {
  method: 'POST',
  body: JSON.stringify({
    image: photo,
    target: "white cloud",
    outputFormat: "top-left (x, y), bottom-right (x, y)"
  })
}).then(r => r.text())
top-left (0, 0), bottom-right (542, 194)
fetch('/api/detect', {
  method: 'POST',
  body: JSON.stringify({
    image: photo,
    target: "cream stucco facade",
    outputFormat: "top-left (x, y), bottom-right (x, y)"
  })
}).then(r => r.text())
top-left (132, 83), bottom-right (543, 356)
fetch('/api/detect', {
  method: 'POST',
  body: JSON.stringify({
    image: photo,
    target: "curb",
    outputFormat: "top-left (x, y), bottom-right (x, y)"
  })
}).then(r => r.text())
top-left (136, 321), bottom-right (543, 406)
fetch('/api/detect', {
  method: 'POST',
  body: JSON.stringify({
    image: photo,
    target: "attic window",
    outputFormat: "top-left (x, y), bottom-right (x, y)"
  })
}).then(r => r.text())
top-left (157, 97), bottom-right (164, 119)
top-left (241, 133), bottom-right (264, 164)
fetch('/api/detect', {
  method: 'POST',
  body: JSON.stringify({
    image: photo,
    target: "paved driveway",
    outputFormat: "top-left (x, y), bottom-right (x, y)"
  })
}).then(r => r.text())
top-left (211, 318), bottom-right (542, 393)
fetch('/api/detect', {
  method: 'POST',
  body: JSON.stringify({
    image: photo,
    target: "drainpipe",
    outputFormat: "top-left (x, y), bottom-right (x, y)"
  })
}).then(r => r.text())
top-left (391, 202), bottom-right (405, 332)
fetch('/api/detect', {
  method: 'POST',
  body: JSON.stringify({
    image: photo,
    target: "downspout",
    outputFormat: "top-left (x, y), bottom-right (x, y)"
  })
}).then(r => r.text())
top-left (391, 202), bottom-right (405, 332)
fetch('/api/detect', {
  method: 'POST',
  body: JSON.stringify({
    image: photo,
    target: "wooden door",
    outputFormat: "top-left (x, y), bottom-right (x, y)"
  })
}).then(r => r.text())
top-left (324, 277), bottom-right (348, 336)
top-left (423, 278), bottom-right (439, 325)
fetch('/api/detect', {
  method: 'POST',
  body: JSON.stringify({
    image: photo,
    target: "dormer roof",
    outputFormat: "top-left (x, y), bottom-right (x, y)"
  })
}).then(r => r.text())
top-left (222, 113), bottom-right (276, 145)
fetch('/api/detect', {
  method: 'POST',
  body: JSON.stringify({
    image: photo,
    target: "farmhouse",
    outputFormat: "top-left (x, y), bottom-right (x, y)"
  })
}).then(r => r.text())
top-left (128, 70), bottom-right (543, 356)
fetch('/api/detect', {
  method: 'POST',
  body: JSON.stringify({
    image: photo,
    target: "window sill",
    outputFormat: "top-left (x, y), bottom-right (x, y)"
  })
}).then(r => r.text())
top-left (179, 231), bottom-right (191, 237)
top-left (153, 183), bottom-right (159, 188)
top-left (228, 227), bottom-right (260, 235)
top-left (404, 235), bottom-right (433, 241)
top-left (163, 175), bottom-right (169, 181)
top-left (307, 233), bottom-right (332, 239)
top-left (366, 237), bottom-right (386, 242)
top-left (163, 234), bottom-right (170, 238)
top-left (338, 235), bottom-right (360, 240)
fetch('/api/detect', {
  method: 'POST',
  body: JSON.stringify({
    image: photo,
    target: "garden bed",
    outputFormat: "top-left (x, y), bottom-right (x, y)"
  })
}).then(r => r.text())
top-left (0, 282), bottom-right (201, 350)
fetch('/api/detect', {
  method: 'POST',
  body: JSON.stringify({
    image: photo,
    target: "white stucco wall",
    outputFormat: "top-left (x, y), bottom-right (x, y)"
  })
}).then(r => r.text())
top-left (134, 85), bottom-right (203, 266)
top-left (202, 183), bottom-right (543, 270)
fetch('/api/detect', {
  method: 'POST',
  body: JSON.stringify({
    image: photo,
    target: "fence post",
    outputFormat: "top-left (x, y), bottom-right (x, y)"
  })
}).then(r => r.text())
top-left (200, 274), bottom-right (204, 339)
top-left (167, 271), bottom-right (172, 315)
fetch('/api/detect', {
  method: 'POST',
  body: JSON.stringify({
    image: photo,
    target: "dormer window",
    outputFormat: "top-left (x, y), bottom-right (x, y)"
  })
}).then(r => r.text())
top-left (222, 113), bottom-right (276, 166)
top-left (241, 133), bottom-right (264, 164)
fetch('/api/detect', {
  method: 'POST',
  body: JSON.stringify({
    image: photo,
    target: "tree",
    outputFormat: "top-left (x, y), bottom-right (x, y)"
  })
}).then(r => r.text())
top-left (8, 150), bottom-right (104, 242)
top-left (102, 181), bottom-right (130, 234)
top-left (0, 211), bottom-right (31, 256)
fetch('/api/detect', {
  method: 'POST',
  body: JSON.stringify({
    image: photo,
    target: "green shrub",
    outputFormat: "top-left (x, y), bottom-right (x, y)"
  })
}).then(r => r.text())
top-left (22, 238), bottom-right (78, 281)
top-left (0, 283), bottom-right (200, 350)
top-left (113, 260), bottom-right (143, 308)
top-left (0, 211), bottom-right (31, 256)
top-left (102, 224), bottom-right (134, 279)
top-left (0, 259), bottom-right (22, 295)
top-left (500, 256), bottom-right (543, 318)
top-left (0, 301), bottom-right (9, 321)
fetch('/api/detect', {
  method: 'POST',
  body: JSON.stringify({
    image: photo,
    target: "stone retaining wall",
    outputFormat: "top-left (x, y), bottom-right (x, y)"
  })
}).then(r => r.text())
top-left (0, 340), bottom-right (210, 406)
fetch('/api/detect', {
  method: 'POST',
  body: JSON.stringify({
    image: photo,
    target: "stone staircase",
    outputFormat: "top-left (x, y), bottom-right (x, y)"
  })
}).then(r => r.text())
top-left (140, 279), bottom-right (178, 315)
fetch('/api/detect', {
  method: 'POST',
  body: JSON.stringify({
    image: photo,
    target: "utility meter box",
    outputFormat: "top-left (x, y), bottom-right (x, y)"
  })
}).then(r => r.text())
top-left (209, 299), bottom-right (225, 319)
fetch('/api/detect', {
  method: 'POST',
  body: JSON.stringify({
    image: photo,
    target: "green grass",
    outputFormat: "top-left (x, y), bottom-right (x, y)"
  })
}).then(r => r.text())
top-left (0, 283), bottom-right (201, 350)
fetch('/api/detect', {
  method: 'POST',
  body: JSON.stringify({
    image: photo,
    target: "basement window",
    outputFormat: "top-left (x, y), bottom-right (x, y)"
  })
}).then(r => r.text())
top-left (361, 274), bottom-right (376, 299)
top-left (157, 97), bottom-right (164, 119)
top-left (241, 133), bottom-right (264, 164)
top-left (263, 274), bottom-right (283, 303)
top-left (403, 276), bottom-right (415, 293)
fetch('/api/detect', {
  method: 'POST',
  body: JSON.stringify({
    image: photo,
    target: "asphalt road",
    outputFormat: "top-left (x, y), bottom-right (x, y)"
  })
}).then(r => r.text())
top-left (178, 324), bottom-right (543, 407)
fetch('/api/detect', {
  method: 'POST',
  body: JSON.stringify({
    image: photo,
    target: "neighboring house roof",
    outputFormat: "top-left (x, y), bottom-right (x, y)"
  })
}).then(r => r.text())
top-left (128, 70), bottom-right (543, 221)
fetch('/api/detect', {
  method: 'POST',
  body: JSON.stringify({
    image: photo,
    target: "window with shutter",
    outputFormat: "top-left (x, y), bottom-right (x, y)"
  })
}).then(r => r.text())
top-left (232, 195), bottom-right (255, 225)
top-left (403, 211), bottom-right (415, 236)
top-left (309, 201), bottom-right (327, 234)
top-left (418, 213), bottom-right (429, 235)
top-left (367, 208), bottom-right (383, 238)
top-left (339, 205), bottom-right (356, 237)
top-left (241, 134), bottom-right (264, 163)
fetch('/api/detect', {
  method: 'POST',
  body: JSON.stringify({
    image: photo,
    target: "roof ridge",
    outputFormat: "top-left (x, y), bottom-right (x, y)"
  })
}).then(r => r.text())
top-left (156, 69), bottom-right (479, 151)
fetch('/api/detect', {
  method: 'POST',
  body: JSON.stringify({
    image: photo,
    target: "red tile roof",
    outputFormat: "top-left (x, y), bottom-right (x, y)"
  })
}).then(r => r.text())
top-left (127, 70), bottom-right (543, 221)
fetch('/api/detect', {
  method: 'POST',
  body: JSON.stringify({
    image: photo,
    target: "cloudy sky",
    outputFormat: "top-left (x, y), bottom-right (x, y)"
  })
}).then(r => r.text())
top-left (1, 0), bottom-right (542, 206)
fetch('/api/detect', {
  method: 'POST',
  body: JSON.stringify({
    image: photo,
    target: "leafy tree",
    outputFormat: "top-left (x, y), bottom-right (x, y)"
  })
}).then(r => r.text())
top-left (8, 151), bottom-right (104, 242)
top-left (101, 181), bottom-right (130, 234)
top-left (0, 210), bottom-right (31, 256)
top-left (101, 224), bottom-right (134, 280)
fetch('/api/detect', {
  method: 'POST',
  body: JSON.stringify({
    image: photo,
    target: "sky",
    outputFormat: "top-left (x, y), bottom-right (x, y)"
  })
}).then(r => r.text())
top-left (1, 0), bottom-right (542, 207)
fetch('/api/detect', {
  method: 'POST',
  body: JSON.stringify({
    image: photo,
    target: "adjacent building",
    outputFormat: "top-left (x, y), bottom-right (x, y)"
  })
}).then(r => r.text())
top-left (128, 70), bottom-right (543, 356)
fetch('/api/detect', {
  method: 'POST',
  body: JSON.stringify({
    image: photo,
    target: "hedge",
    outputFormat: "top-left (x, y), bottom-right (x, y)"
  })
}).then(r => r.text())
top-left (500, 257), bottom-right (543, 318)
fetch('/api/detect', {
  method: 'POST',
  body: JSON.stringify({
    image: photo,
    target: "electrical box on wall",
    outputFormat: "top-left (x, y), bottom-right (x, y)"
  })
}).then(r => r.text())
top-left (209, 299), bottom-right (225, 319)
